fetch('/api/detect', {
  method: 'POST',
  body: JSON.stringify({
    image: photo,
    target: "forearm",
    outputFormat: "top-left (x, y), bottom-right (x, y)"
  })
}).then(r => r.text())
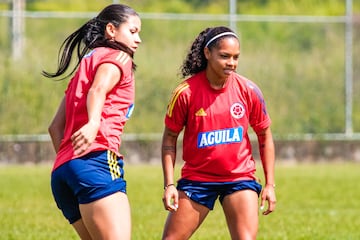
top-left (49, 129), bottom-right (63, 153)
top-left (257, 127), bottom-right (275, 185)
top-left (86, 87), bottom-right (106, 125)
top-left (161, 128), bottom-right (179, 187)
top-left (48, 97), bottom-right (66, 153)
top-left (86, 63), bottom-right (120, 125)
top-left (162, 153), bottom-right (176, 187)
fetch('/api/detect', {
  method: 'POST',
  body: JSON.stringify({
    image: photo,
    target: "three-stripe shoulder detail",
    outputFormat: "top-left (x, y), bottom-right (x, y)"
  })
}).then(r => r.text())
top-left (115, 51), bottom-right (131, 66)
top-left (167, 82), bottom-right (189, 117)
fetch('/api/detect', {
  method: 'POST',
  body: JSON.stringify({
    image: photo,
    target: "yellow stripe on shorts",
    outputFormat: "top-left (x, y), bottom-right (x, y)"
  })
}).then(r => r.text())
top-left (107, 150), bottom-right (121, 180)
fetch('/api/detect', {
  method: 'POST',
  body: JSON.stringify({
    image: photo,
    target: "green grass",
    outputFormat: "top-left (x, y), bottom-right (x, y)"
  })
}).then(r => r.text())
top-left (0, 162), bottom-right (359, 239)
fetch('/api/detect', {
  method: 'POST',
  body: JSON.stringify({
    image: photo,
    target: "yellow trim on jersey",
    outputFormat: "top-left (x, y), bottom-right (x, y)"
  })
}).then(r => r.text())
top-left (107, 150), bottom-right (121, 180)
top-left (167, 82), bottom-right (189, 117)
top-left (115, 51), bottom-right (130, 66)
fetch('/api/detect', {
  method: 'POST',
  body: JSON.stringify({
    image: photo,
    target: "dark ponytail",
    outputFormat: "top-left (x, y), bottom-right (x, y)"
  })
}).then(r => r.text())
top-left (43, 4), bottom-right (138, 79)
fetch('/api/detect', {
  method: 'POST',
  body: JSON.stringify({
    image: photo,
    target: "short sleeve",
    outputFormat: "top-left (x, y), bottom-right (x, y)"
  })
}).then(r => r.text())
top-left (164, 81), bottom-right (190, 133)
top-left (247, 81), bottom-right (271, 133)
top-left (94, 49), bottom-right (133, 80)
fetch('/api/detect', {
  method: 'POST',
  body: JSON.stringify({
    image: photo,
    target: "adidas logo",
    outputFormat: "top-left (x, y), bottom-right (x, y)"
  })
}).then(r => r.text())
top-left (195, 108), bottom-right (207, 116)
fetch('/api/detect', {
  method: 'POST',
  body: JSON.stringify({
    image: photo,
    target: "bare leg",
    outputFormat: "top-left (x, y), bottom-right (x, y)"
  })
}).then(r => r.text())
top-left (222, 190), bottom-right (259, 240)
top-left (79, 191), bottom-right (131, 240)
top-left (162, 191), bottom-right (210, 240)
top-left (72, 219), bottom-right (92, 240)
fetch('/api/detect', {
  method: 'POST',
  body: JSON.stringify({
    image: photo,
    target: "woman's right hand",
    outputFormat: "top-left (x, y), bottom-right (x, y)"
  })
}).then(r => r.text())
top-left (71, 120), bottom-right (100, 155)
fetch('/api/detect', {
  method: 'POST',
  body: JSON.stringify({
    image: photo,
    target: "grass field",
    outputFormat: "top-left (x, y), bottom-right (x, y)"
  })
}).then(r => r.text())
top-left (0, 162), bottom-right (359, 240)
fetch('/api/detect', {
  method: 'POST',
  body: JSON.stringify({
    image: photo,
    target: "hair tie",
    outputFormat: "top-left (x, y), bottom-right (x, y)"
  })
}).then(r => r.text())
top-left (205, 32), bottom-right (238, 48)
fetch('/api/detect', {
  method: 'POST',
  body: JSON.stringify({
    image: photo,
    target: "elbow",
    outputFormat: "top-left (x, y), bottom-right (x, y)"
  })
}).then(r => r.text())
top-left (48, 123), bottom-right (56, 139)
top-left (48, 120), bottom-right (63, 138)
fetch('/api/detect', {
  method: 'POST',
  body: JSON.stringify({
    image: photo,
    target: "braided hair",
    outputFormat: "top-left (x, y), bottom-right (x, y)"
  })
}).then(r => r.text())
top-left (43, 4), bottom-right (138, 79)
top-left (180, 26), bottom-right (238, 78)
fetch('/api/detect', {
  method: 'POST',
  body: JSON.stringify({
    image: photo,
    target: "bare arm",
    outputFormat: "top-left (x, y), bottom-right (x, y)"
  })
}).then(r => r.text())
top-left (257, 127), bottom-right (276, 215)
top-left (161, 127), bottom-right (180, 211)
top-left (71, 63), bottom-right (121, 155)
top-left (48, 97), bottom-right (66, 153)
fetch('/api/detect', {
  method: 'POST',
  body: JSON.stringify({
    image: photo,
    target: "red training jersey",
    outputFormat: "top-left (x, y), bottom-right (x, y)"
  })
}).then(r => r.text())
top-left (53, 47), bottom-right (135, 171)
top-left (165, 71), bottom-right (271, 182)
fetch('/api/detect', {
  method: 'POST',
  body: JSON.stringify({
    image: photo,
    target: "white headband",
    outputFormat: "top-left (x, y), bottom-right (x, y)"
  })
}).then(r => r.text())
top-left (205, 32), bottom-right (238, 48)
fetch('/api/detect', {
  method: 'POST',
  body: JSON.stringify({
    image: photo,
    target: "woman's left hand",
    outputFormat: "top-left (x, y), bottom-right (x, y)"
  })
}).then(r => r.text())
top-left (260, 184), bottom-right (276, 215)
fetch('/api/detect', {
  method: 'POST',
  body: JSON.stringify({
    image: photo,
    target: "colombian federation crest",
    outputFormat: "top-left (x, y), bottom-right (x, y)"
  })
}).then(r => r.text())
top-left (230, 102), bottom-right (245, 119)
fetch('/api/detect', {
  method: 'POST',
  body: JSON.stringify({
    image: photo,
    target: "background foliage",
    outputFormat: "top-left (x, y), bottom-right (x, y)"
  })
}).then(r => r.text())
top-left (0, 0), bottom-right (359, 135)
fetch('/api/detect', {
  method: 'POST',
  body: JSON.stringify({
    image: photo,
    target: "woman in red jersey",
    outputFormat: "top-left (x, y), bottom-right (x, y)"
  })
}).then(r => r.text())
top-left (161, 26), bottom-right (276, 240)
top-left (43, 4), bottom-right (141, 240)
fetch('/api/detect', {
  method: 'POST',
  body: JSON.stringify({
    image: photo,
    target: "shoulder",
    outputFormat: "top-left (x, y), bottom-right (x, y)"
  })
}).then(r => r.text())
top-left (169, 80), bottom-right (190, 103)
top-left (232, 73), bottom-right (263, 93)
top-left (88, 47), bottom-right (130, 64)
top-left (100, 48), bottom-right (132, 66)
top-left (183, 71), bottom-right (207, 92)
top-left (169, 71), bottom-right (207, 102)
top-left (232, 72), bottom-right (251, 86)
top-left (89, 47), bottom-right (133, 74)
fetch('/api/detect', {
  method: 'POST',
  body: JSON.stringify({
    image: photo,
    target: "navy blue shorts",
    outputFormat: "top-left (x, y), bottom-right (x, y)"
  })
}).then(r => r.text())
top-left (177, 179), bottom-right (262, 210)
top-left (51, 150), bottom-right (126, 224)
